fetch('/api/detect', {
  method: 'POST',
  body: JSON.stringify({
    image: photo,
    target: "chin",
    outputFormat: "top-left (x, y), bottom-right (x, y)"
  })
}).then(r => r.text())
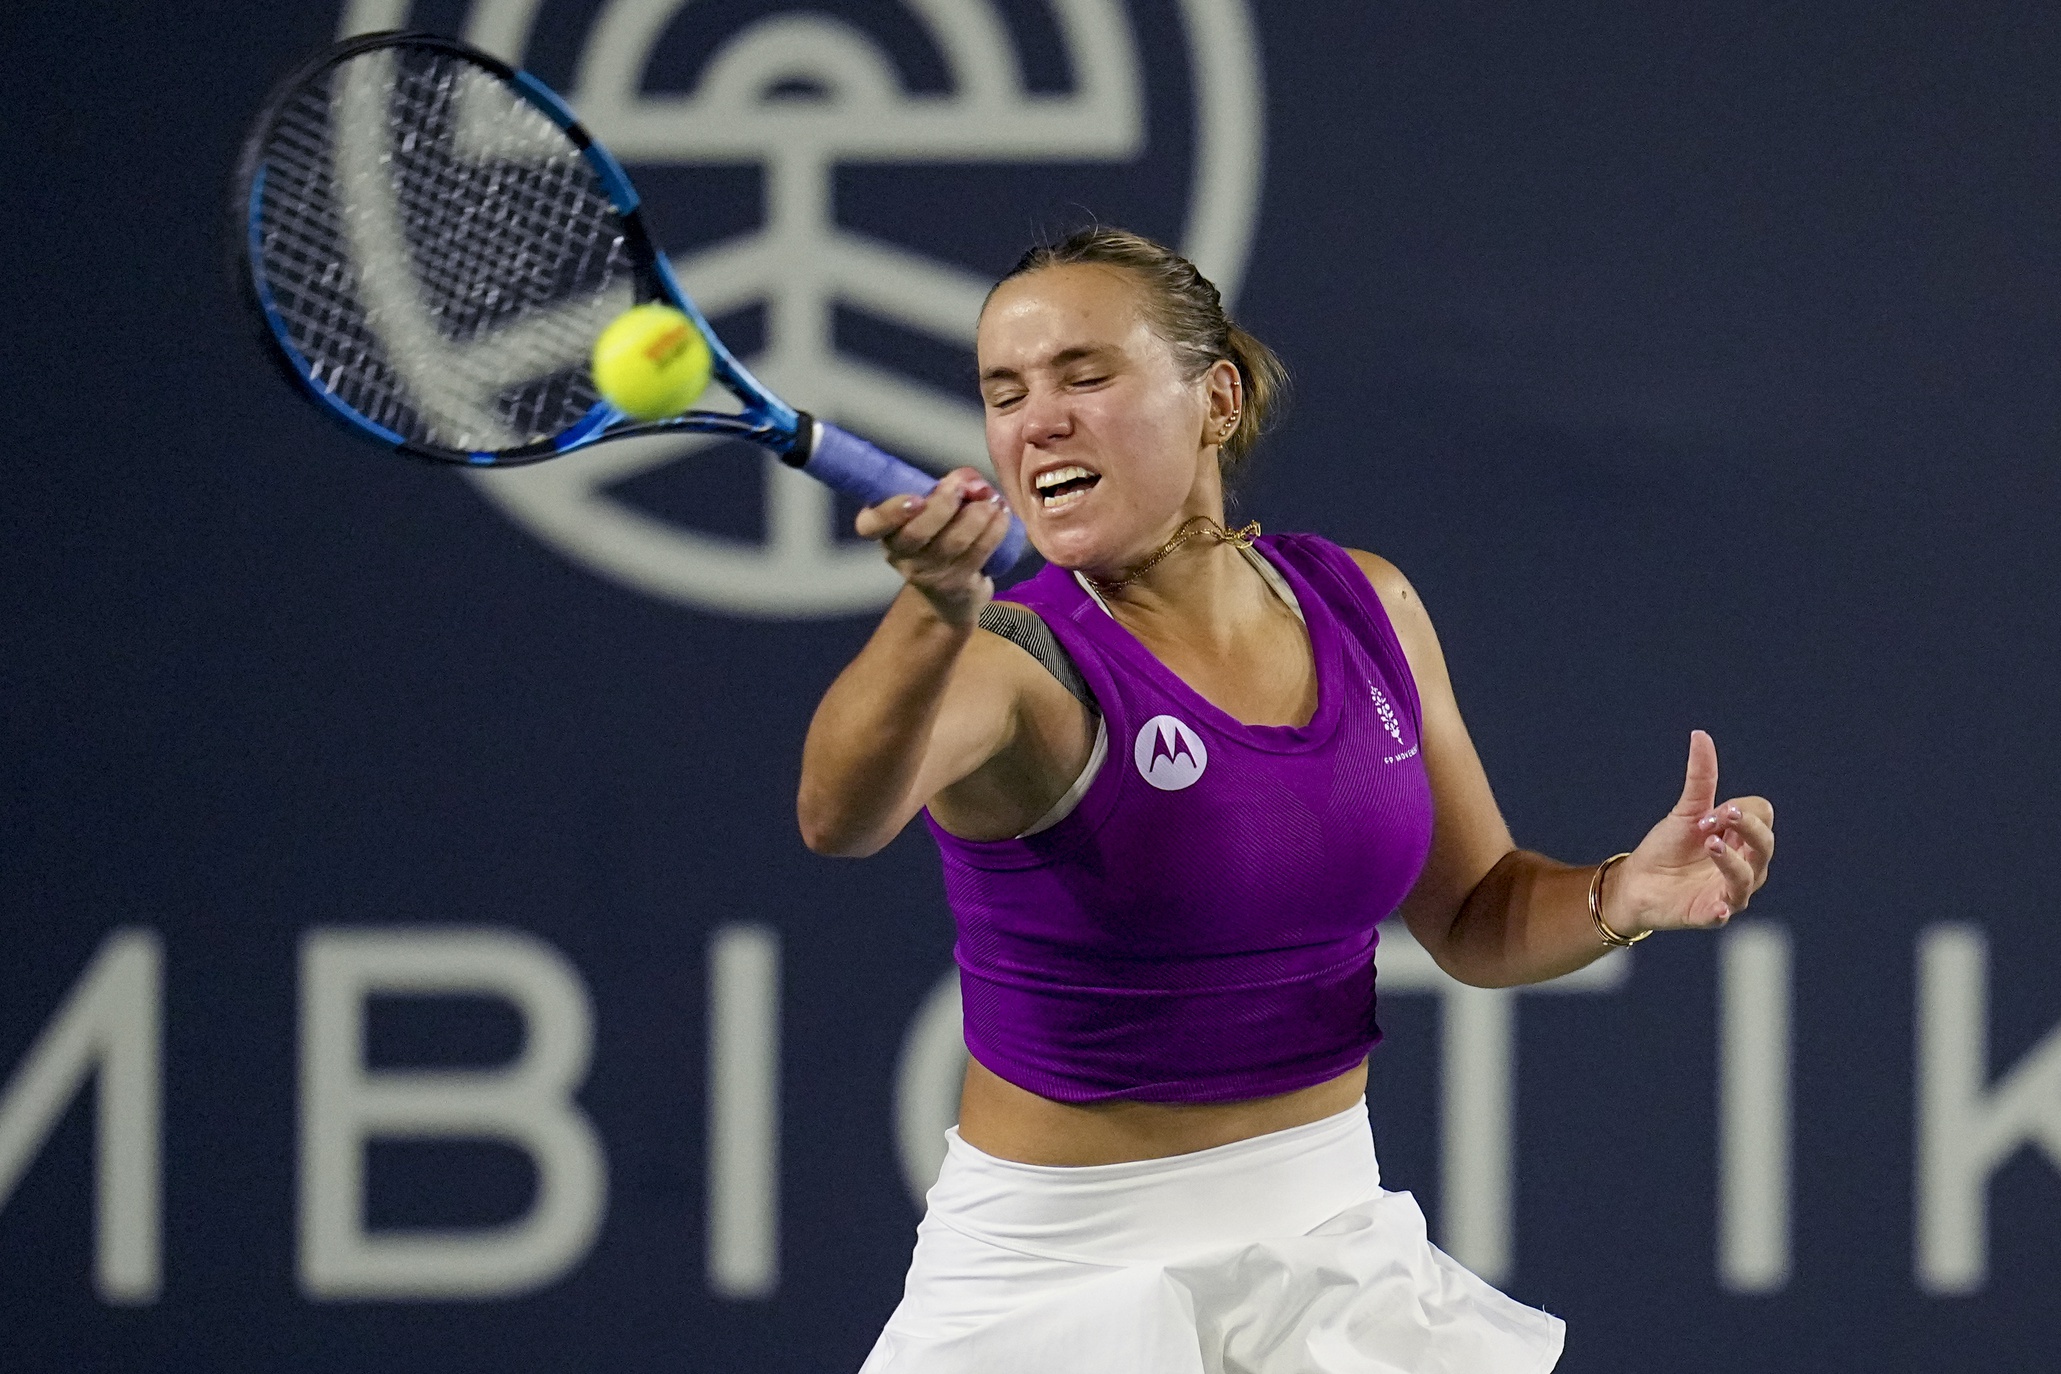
top-left (1024, 516), bottom-right (1118, 573)
top-left (1025, 531), bottom-right (1092, 571)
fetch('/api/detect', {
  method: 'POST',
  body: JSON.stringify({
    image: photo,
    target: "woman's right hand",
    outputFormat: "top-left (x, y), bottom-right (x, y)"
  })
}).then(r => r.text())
top-left (854, 468), bottom-right (1015, 627)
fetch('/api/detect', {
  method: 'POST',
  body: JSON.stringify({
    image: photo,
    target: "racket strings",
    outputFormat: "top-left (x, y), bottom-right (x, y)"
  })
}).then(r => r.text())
top-left (260, 86), bottom-right (421, 441)
top-left (253, 45), bottom-right (638, 454)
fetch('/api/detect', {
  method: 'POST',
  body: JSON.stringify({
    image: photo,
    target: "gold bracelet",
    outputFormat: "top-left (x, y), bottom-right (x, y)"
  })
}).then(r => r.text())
top-left (1589, 852), bottom-right (1649, 949)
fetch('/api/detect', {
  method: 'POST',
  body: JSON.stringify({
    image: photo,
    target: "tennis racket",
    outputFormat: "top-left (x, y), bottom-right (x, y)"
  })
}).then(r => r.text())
top-left (232, 30), bottom-right (1028, 578)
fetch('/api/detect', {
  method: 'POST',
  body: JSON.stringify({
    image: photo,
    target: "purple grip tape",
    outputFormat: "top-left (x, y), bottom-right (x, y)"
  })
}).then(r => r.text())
top-left (797, 420), bottom-right (1030, 578)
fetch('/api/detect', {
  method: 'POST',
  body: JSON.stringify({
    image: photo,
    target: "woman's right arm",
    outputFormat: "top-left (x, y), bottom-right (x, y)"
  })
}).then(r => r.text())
top-left (797, 468), bottom-right (1026, 857)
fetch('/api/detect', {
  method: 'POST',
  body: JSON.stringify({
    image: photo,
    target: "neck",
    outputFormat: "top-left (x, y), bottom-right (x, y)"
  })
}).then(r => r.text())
top-left (1087, 522), bottom-right (1274, 642)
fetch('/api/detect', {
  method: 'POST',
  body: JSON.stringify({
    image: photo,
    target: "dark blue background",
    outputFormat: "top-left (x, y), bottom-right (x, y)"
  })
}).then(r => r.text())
top-left (4, 1), bottom-right (2058, 1369)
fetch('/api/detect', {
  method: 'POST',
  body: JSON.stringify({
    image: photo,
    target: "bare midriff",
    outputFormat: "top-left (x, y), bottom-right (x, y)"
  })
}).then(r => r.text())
top-left (955, 1056), bottom-right (1370, 1167)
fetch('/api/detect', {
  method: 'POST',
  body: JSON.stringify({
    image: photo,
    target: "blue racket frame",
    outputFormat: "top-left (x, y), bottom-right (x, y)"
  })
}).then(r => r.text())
top-left (235, 31), bottom-right (1028, 578)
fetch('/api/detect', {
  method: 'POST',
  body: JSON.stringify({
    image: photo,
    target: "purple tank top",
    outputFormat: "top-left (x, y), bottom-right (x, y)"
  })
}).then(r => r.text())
top-left (925, 533), bottom-right (1434, 1104)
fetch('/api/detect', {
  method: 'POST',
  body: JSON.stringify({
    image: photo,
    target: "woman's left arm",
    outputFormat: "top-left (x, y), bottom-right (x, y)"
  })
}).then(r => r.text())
top-left (1350, 551), bottom-right (1776, 989)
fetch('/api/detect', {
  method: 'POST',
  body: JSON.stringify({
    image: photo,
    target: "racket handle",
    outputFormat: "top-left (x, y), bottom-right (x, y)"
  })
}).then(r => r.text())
top-left (787, 418), bottom-right (1030, 578)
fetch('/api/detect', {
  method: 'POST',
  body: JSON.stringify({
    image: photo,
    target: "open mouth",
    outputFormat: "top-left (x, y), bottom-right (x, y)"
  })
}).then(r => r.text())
top-left (1032, 465), bottom-right (1101, 511)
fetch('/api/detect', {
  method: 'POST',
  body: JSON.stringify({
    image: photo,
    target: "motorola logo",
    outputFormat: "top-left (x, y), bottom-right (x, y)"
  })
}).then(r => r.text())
top-left (1133, 713), bottom-right (1208, 790)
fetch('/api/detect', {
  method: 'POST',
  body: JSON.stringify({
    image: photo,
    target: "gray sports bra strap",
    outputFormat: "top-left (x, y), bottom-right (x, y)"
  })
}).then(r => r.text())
top-left (978, 602), bottom-right (1097, 711)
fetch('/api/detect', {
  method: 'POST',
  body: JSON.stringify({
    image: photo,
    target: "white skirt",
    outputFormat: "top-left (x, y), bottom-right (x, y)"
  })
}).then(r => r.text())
top-left (860, 1101), bottom-right (1564, 1374)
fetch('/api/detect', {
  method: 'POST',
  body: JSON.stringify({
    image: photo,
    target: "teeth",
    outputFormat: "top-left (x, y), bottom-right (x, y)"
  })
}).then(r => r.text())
top-left (1034, 465), bottom-right (1095, 492)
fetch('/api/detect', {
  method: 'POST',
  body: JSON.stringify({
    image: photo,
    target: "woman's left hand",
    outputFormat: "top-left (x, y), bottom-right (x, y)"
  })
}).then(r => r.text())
top-left (1604, 730), bottom-right (1775, 936)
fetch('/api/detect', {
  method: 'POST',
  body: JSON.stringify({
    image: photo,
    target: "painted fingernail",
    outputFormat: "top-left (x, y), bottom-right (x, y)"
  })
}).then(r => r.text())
top-left (987, 493), bottom-right (1006, 507)
top-left (1727, 805), bottom-right (1742, 819)
top-left (1698, 815), bottom-right (1717, 830)
top-left (903, 496), bottom-right (923, 512)
top-left (1706, 836), bottom-right (1724, 851)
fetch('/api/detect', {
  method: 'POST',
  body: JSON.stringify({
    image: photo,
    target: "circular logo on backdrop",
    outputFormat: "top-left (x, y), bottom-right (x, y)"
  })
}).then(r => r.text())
top-left (1133, 715), bottom-right (1208, 791)
top-left (336, 0), bottom-right (1267, 619)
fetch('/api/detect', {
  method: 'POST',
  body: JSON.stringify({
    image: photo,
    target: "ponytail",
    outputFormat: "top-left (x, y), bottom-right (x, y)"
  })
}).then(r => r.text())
top-left (1221, 320), bottom-right (1288, 471)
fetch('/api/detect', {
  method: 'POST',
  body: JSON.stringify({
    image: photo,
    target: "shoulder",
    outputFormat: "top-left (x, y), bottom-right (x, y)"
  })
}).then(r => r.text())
top-left (1265, 533), bottom-right (1418, 616)
top-left (962, 564), bottom-right (1085, 684)
top-left (1341, 548), bottom-right (1412, 605)
top-left (968, 601), bottom-right (1052, 675)
top-left (982, 596), bottom-right (1069, 651)
top-left (977, 599), bottom-right (1051, 662)
top-left (1339, 549), bottom-right (1447, 678)
top-left (969, 599), bottom-right (1093, 713)
top-left (1262, 532), bottom-right (1438, 654)
top-left (1341, 549), bottom-right (1431, 634)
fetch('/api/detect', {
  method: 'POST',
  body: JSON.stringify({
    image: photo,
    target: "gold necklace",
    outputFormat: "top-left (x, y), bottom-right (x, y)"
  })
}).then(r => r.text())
top-left (1084, 515), bottom-right (1262, 596)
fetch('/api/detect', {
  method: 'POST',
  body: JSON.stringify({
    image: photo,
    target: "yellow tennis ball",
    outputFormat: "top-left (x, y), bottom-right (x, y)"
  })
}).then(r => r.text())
top-left (591, 303), bottom-right (713, 420)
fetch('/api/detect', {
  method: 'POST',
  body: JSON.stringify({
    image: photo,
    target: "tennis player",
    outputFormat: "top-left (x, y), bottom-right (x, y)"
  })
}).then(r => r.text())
top-left (801, 227), bottom-right (1775, 1373)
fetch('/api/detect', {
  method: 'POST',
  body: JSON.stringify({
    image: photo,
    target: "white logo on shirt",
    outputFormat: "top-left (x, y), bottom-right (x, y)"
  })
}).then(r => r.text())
top-left (1134, 715), bottom-right (1209, 791)
top-left (1369, 682), bottom-right (1405, 744)
top-left (1368, 681), bottom-right (1417, 764)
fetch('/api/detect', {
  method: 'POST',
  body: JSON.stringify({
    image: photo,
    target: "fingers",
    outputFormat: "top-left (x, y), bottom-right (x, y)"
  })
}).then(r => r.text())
top-left (1701, 833), bottom-right (1757, 916)
top-left (897, 474), bottom-right (997, 555)
top-left (1720, 801), bottom-right (1775, 865)
top-left (852, 492), bottom-right (922, 542)
top-left (921, 494), bottom-right (1010, 569)
top-left (1731, 795), bottom-right (1774, 828)
top-left (855, 471), bottom-right (1007, 572)
top-left (855, 468), bottom-right (1011, 623)
top-left (1690, 795), bottom-right (1773, 919)
top-left (1637, 758), bottom-right (1774, 931)
top-left (854, 468), bottom-right (994, 545)
top-left (1671, 729), bottom-right (1720, 818)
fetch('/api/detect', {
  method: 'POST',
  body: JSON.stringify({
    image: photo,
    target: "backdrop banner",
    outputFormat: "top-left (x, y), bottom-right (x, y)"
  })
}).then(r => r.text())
top-left (3, 1), bottom-right (2057, 1371)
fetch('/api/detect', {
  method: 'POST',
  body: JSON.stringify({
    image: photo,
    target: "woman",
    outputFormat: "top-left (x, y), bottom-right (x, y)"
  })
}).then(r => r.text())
top-left (800, 228), bottom-right (1774, 1373)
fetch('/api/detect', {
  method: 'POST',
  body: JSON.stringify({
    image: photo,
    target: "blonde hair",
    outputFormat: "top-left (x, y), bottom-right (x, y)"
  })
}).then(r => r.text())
top-left (992, 226), bottom-right (1289, 472)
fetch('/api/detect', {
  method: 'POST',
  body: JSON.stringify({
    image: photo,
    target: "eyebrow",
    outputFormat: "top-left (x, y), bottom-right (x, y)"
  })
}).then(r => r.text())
top-left (979, 344), bottom-right (1116, 385)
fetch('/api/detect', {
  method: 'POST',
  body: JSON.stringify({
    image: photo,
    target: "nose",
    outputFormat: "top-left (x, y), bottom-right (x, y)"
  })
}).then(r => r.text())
top-left (1019, 383), bottom-right (1072, 447)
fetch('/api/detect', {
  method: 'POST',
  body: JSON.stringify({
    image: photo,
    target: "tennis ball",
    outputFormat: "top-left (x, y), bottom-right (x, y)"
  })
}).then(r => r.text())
top-left (592, 303), bottom-right (713, 420)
